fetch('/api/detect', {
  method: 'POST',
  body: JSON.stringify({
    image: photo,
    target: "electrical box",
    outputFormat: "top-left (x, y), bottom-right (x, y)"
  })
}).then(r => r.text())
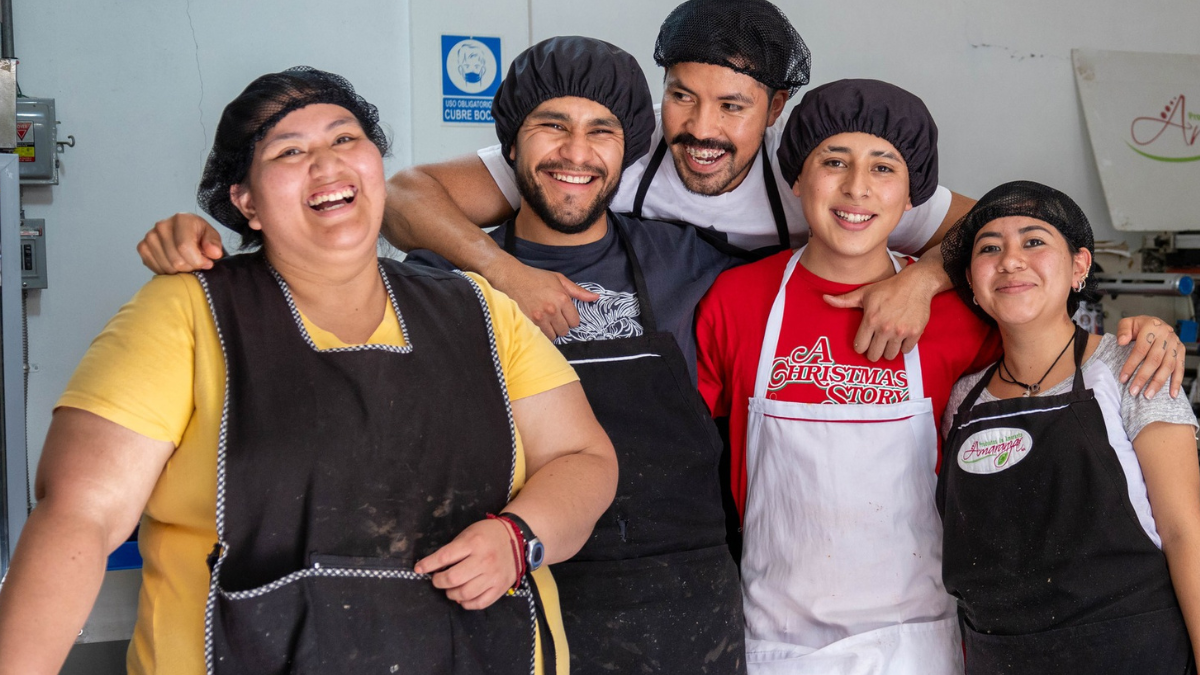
top-left (19, 218), bottom-right (46, 289)
top-left (14, 98), bottom-right (57, 185)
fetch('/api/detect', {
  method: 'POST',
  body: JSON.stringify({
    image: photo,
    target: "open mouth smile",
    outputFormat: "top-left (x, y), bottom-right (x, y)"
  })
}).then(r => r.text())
top-left (549, 172), bottom-right (596, 185)
top-left (834, 209), bottom-right (875, 225)
top-left (685, 146), bottom-right (727, 166)
top-left (307, 186), bottom-right (357, 212)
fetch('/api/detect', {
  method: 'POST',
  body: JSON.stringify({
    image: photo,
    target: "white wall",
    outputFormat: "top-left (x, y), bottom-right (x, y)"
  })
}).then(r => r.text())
top-left (14, 0), bottom-right (411, 481)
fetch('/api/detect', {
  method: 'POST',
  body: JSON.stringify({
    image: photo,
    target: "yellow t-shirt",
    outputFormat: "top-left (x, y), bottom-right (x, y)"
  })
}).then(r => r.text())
top-left (57, 270), bottom-right (577, 675)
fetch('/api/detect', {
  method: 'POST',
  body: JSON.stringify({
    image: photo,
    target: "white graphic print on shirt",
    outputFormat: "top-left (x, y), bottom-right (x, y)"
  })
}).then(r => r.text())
top-left (554, 282), bottom-right (643, 344)
top-left (768, 336), bottom-right (910, 404)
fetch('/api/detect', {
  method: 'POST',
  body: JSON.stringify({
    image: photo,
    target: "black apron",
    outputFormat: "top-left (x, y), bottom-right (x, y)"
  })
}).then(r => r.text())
top-left (630, 138), bottom-right (790, 262)
top-left (937, 325), bottom-right (1195, 675)
top-left (197, 253), bottom-right (552, 675)
top-left (504, 220), bottom-right (746, 674)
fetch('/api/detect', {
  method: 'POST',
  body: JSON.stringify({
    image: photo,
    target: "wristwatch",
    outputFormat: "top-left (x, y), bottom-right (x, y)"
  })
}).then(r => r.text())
top-left (500, 512), bottom-right (545, 572)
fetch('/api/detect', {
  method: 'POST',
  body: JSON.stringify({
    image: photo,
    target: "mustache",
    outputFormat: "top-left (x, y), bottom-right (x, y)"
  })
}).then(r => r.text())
top-left (669, 133), bottom-right (735, 153)
top-left (536, 160), bottom-right (607, 180)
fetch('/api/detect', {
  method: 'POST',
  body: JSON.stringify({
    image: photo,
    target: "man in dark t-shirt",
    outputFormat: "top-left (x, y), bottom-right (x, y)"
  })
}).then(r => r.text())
top-left (410, 37), bottom-right (748, 675)
top-left (408, 212), bottom-right (733, 379)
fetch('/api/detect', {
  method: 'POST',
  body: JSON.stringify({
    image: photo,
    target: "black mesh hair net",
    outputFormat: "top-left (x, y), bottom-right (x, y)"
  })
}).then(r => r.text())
top-left (776, 79), bottom-right (939, 207)
top-left (942, 180), bottom-right (1100, 322)
top-left (654, 0), bottom-right (810, 97)
top-left (492, 36), bottom-right (655, 171)
top-left (197, 66), bottom-right (389, 248)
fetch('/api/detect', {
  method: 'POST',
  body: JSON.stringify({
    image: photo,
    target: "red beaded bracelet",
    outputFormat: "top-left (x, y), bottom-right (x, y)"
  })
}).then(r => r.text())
top-left (487, 513), bottom-right (525, 594)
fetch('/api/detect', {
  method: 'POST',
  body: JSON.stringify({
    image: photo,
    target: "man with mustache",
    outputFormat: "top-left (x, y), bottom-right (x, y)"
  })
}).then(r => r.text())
top-left (136, 0), bottom-right (1187, 397)
top-left (406, 36), bottom-right (747, 674)
top-left (139, 0), bottom-right (964, 367)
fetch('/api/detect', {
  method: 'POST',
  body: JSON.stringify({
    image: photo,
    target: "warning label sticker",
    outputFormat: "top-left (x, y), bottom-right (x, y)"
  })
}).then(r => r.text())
top-left (14, 146), bottom-right (33, 162)
top-left (15, 122), bottom-right (30, 141)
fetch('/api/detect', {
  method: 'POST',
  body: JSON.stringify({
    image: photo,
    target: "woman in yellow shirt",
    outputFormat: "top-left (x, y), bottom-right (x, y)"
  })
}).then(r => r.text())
top-left (0, 67), bottom-right (616, 675)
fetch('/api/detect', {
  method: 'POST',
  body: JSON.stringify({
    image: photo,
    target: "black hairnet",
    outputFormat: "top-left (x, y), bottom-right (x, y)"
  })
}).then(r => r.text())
top-left (197, 66), bottom-right (389, 248)
top-left (492, 36), bottom-right (655, 170)
top-left (942, 180), bottom-right (1100, 321)
top-left (776, 79), bottom-right (939, 207)
top-left (653, 0), bottom-right (810, 97)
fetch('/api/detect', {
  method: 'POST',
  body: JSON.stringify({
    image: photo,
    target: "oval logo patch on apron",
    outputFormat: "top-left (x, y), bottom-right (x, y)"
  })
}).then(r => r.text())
top-left (957, 427), bottom-right (1033, 474)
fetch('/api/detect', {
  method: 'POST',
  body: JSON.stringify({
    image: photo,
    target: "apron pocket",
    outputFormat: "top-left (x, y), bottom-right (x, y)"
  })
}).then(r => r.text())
top-left (963, 606), bottom-right (1192, 675)
top-left (552, 546), bottom-right (745, 675)
top-left (213, 563), bottom-right (534, 675)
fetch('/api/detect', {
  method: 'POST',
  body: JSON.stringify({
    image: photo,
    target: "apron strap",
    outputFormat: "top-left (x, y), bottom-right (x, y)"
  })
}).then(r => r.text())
top-left (1071, 323), bottom-right (1089, 392)
top-left (527, 577), bottom-right (557, 673)
top-left (955, 322), bottom-right (1091, 418)
top-left (957, 360), bottom-right (1002, 418)
top-left (609, 214), bottom-right (658, 333)
top-left (753, 248), bottom-right (805, 398)
top-left (631, 139), bottom-right (669, 219)
top-left (760, 143), bottom-right (791, 250)
top-left (753, 249), bottom-right (918, 399)
top-left (501, 214), bottom-right (657, 333)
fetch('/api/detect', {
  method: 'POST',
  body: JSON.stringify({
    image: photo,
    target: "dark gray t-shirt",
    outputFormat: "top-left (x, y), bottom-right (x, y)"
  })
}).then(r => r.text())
top-left (405, 211), bottom-right (738, 380)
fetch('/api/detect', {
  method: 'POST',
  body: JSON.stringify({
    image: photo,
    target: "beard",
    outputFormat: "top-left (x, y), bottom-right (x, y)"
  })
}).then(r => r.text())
top-left (667, 131), bottom-right (758, 197)
top-left (514, 159), bottom-right (621, 235)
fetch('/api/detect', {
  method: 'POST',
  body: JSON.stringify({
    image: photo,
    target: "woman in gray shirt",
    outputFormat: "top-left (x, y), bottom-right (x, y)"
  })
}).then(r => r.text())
top-left (936, 180), bottom-right (1200, 674)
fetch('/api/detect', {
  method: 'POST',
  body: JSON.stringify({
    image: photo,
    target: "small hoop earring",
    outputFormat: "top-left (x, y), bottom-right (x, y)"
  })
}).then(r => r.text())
top-left (972, 295), bottom-right (979, 306)
top-left (1074, 273), bottom-right (1088, 293)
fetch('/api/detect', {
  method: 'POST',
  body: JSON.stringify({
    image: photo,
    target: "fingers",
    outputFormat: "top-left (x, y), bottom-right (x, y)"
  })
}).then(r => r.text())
top-left (1114, 318), bottom-right (1136, 346)
top-left (1118, 316), bottom-right (1174, 392)
top-left (137, 215), bottom-right (220, 275)
top-left (200, 224), bottom-right (226, 260)
top-left (506, 268), bottom-right (585, 340)
top-left (414, 519), bottom-right (517, 611)
top-left (413, 540), bottom-right (470, 577)
top-left (136, 229), bottom-right (175, 275)
top-left (561, 276), bottom-right (600, 303)
top-left (823, 289), bottom-right (865, 310)
top-left (1130, 331), bottom-right (1184, 399)
top-left (170, 216), bottom-right (218, 271)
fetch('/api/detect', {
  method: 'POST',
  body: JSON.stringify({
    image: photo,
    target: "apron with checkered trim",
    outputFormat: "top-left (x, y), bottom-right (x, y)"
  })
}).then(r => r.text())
top-left (742, 247), bottom-right (962, 675)
top-left (196, 252), bottom-right (549, 675)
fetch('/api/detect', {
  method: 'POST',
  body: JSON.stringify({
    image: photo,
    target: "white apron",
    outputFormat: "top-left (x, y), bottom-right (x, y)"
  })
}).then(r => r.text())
top-left (742, 248), bottom-right (963, 675)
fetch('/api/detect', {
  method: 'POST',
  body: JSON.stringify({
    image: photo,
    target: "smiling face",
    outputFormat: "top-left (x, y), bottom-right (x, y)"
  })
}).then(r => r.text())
top-left (795, 132), bottom-right (912, 275)
top-left (660, 62), bottom-right (787, 196)
top-left (510, 96), bottom-right (626, 239)
top-left (230, 103), bottom-right (385, 266)
top-left (968, 216), bottom-right (1091, 328)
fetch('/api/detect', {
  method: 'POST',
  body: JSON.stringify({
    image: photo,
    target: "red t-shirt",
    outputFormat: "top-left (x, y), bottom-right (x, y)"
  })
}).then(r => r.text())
top-left (696, 250), bottom-right (1002, 521)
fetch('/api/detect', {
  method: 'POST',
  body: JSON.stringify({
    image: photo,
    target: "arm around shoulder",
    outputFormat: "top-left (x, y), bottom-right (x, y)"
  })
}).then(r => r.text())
top-left (383, 153), bottom-right (514, 260)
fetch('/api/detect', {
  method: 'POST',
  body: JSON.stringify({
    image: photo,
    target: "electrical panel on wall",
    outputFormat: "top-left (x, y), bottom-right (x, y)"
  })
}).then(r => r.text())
top-left (13, 97), bottom-right (57, 184)
top-left (19, 218), bottom-right (47, 289)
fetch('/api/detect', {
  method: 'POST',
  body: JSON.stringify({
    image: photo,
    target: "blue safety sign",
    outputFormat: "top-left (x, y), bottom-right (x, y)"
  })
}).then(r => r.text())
top-left (442, 35), bottom-right (501, 124)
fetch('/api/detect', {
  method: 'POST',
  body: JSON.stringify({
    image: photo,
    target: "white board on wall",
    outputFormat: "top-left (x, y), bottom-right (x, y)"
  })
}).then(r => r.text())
top-left (1073, 49), bottom-right (1200, 232)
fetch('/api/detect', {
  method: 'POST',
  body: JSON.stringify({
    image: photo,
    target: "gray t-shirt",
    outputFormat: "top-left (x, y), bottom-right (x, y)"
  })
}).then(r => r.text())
top-left (943, 333), bottom-right (1197, 441)
top-left (943, 332), bottom-right (1198, 547)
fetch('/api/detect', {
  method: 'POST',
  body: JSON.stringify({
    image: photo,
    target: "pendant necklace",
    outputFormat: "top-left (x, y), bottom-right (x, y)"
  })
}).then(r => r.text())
top-left (998, 331), bottom-right (1076, 397)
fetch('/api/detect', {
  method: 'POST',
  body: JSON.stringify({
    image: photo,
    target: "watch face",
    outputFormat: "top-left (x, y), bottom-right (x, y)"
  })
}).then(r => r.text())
top-left (528, 539), bottom-right (545, 571)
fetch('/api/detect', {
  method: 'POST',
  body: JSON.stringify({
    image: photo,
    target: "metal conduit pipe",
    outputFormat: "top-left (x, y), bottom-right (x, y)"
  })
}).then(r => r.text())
top-left (1, 0), bottom-right (12, 60)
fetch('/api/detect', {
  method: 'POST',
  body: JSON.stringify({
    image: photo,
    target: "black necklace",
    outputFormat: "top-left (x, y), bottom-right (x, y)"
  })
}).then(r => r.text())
top-left (997, 331), bottom-right (1076, 397)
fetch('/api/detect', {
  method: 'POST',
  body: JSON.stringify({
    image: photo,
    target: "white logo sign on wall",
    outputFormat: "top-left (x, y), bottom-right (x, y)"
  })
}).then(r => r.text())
top-left (442, 35), bottom-right (501, 125)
